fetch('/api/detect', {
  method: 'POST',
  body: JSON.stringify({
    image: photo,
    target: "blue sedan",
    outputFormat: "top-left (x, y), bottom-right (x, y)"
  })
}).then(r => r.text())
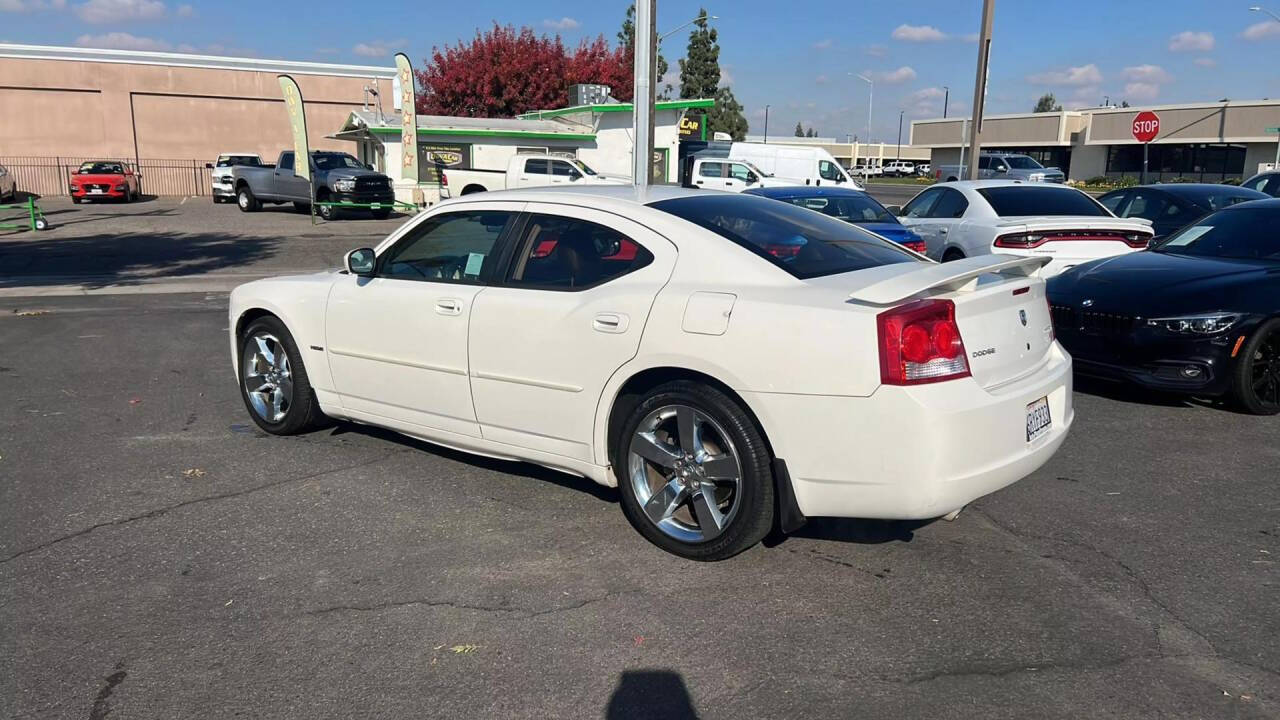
top-left (743, 185), bottom-right (928, 254)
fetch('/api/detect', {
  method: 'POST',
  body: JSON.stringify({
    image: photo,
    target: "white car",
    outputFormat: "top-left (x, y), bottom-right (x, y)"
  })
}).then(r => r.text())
top-left (894, 180), bottom-right (1153, 277)
top-left (229, 187), bottom-right (1073, 560)
top-left (882, 160), bottom-right (916, 177)
top-left (207, 152), bottom-right (263, 204)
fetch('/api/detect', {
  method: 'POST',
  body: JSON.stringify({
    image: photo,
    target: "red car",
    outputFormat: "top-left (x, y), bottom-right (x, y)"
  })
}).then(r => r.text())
top-left (69, 161), bottom-right (141, 203)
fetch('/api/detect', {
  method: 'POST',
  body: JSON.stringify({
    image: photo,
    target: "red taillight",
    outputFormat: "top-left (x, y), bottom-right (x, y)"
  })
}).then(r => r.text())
top-left (440, 171), bottom-right (448, 187)
top-left (902, 240), bottom-right (928, 254)
top-left (877, 299), bottom-right (971, 385)
top-left (994, 230), bottom-right (1152, 249)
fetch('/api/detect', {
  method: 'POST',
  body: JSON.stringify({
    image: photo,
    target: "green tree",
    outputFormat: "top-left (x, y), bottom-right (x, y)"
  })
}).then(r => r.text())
top-left (806, 127), bottom-right (817, 137)
top-left (1120, 100), bottom-right (1130, 108)
top-left (619, 4), bottom-right (671, 100)
top-left (679, 10), bottom-right (747, 139)
top-left (1033, 93), bottom-right (1063, 113)
top-left (794, 122), bottom-right (805, 137)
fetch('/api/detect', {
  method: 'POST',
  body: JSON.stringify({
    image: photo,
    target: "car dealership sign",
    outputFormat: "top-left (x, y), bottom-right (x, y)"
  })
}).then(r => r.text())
top-left (1132, 111), bottom-right (1160, 143)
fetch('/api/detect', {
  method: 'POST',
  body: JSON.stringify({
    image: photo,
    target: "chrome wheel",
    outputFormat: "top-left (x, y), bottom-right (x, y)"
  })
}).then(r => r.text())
top-left (627, 404), bottom-right (743, 543)
top-left (241, 332), bottom-right (293, 423)
top-left (237, 190), bottom-right (249, 210)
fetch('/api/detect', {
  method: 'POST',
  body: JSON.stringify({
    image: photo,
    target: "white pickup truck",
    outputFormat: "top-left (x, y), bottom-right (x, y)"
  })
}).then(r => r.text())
top-left (442, 154), bottom-right (627, 196)
top-left (206, 152), bottom-right (264, 204)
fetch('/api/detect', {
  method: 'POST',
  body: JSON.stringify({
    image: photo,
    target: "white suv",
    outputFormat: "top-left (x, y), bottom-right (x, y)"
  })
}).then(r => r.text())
top-left (883, 160), bottom-right (916, 177)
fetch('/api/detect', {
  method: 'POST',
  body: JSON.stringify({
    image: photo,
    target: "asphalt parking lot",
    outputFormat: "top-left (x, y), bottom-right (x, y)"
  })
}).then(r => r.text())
top-left (1, 193), bottom-right (1278, 719)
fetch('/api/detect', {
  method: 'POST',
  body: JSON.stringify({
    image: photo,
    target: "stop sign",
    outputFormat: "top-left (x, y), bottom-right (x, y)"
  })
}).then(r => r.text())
top-left (1132, 111), bottom-right (1160, 143)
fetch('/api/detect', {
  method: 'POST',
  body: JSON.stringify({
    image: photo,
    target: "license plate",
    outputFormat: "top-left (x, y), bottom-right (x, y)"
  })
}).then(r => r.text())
top-left (90, 188), bottom-right (103, 194)
top-left (1026, 396), bottom-right (1051, 443)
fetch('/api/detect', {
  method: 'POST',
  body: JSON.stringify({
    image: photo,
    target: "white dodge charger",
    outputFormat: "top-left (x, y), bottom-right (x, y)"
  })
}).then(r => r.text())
top-left (894, 180), bottom-right (1154, 277)
top-left (229, 186), bottom-right (1074, 560)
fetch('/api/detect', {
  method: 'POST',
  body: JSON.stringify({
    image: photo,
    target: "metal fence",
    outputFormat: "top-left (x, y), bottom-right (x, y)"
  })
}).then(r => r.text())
top-left (0, 156), bottom-right (213, 197)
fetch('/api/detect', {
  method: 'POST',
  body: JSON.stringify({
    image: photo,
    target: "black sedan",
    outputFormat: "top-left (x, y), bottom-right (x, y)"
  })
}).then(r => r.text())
top-left (1242, 171), bottom-right (1280, 198)
top-left (1047, 198), bottom-right (1280, 415)
top-left (1097, 183), bottom-right (1269, 239)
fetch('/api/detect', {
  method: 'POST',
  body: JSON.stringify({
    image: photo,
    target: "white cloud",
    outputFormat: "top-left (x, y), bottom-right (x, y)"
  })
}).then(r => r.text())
top-left (813, 38), bottom-right (832, 50)
top-left (352, 39), bottom-right (405, 58)
top-left (1124, 82), bottom-right (1160, 101)
top-left (905, 86), bottom-right (947, 117)
top-left (864, 44), bottom-right (887, 57)
top-left (1242, 19), bottom-right (1280, 40)
top-left (891, 24), bottom-right (947, 42)
top-left (75, 31), bottom-right (169, 51)
top-left (175, 2), bottom-right (191, 16)
top-left (74, 0), bottom-right (164, 23)
top-left (541, 16), bottom-right (579, 30)
top-left (1026, 63), bottom-right (1102, 87)
top-left (1168, 30), bottom-right (1213, 52)
top-left (0, 0), bottom-right (66, 10)
top-left (960, 32), bottom-right (979, 43)
top-left (1122, 64), bottom-right (1172, 83)
top-left (865, 66), bottom-right (917, 84)
top-left (1193, 57), bottom-right (1217, 67)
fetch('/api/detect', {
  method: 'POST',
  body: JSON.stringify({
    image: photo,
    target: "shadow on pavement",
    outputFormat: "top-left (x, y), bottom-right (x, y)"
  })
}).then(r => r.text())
top-left (1072, 375), bottom-right (1219, 411)
top-left (765, 517), bottom-right (931, 548)
top-left (0, 230), bottom-right (279, 288)
top-left (605, 670), bottom-right (699, 720)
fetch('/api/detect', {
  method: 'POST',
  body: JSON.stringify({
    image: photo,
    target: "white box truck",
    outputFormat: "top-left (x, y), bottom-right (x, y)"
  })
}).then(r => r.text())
top-left (729, 143), bottom-right (863, 189)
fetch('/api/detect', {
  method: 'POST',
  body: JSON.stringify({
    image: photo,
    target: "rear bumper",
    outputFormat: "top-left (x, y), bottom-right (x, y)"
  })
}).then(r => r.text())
top-left (743, 343), bottom-right (1073, 520)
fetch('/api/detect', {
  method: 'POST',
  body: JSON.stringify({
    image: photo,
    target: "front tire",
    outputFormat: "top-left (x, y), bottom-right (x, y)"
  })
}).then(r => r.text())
top-left (316, 191), bottom-right (338, 220)
top-left (238, 316), bottom-right (327, 434)
top-left (615, 380), bottom-right (774, 561)
top-left (1231, 318), bottom-right (1280, 415)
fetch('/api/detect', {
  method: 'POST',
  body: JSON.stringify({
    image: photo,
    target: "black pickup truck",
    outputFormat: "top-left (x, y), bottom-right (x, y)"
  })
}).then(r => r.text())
top-left (230, 151), bottom-right (395, 219)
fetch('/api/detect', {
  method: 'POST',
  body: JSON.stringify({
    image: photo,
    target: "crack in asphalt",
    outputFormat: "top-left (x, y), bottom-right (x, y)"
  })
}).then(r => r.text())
top-left (890, 653), bottom-right (1147, 685)
top-left (0, 454), bottom-right (396, 565)
top-left (303, 589), bottom-right (633, 620)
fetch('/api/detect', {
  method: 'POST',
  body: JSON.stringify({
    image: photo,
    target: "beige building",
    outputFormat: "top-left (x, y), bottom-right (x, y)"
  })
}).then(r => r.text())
top-left (0, 43), bottom-right (394, 195)
top-left (911, 100), bottom-right (1280, 182)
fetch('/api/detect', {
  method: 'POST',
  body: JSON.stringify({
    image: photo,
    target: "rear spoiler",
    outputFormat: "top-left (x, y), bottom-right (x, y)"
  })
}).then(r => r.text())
top-left (848, 254), bottom-right (1051, 306)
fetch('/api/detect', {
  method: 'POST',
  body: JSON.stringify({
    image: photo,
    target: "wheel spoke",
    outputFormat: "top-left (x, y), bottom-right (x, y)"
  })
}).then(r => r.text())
top-left (254, 336), bottom-right (275, 367)
top-left (643, 478), bottom-right (687, 524)
top-left (244, 373), bottom-right (271, 394)
top-left (690, 485), bottom-right (727, 540)
top-left (632, 432), bottom-right (681, 469)
top-left (275, 351), bottom-right (290, 373)
top-left (278, 376), bottom-right (293, 401)
top-left (700, 455), bottom-right (740, 483)
top-left (676, 406), bottom-right (699, 456)
top-left (271, 388), bottom-right (285, 418)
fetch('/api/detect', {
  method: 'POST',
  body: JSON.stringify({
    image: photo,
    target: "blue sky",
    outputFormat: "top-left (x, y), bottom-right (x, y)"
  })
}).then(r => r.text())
top-left (3, 0), bottom-right (1278, 142)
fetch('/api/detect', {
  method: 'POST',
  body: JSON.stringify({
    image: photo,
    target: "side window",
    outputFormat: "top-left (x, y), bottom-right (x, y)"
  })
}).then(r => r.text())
top-left (550, 160), bottom-right (578, 177)
top-left (1265, 176), bottom-right (1280, 196)
top-left (699, 162), bottom-right (723, 178)
top-left (524, 158), bottom-right (549, 175)
top-left (902, 188), bottom-right (943, 218)
top-left (379, 211), bottom-right (512, 283)
top-left (819, 160), bottom-right (843, 181)
top-left (1125, 191), bottom-right (1167, 220)
top-left (977, 156), bottom-right (991, 170)
top-left (279, 154), bottom-right (294, 172)
top-left (1098, 191), bottom-right (1127, 214)
top-left (929, 188), bottom-right (969, 218)
top-left (508, 214), bottom-right (654, 290)
top-left (728, 163), bottom-right (753, 182)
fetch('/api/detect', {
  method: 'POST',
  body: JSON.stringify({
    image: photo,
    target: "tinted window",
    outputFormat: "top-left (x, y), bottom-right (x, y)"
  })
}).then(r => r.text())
top-left (550, 160), bottom-right (579, 177)
top-left (1004, 156), bottom-right (1043, 170)
top-left (509, 215), bottom-right (653, 289)
top-left (1124, 191), bottom-right (1169, 220)
top-left (1244, 175), bottom-right (1270, 193)
top-left (380, 211), bottom-right (512, 282)
top-left (902, 188), bottom-right (942, 218)
top-left (1196, 191), bottom-right (1267, 211)
top-left (524, 158), bottom-right (549, 175)
top-left (651, 195), bottom-right (919, 280)
top-left (930, 188), bottom-right (968, 218)
top-left (781, 194), bottom-right (896, 223)
top-left (699, 162), bottom-right (723, 178)
top-left (279, 154), bottom-right (294, 172)
top-left (1098, 191), bottom-right (1127, 213)
top-left (728, 163), bottom-right (753, 182)
top-left (78, 162), bottom-right (123, 174)
top-left (1266, 177), bottom-right (1280, 197)
top-left (977, 156), bottom-right (991, 170)
top-left (1154, 207), bottom-right (1280, 260)
top-left (977, 187), bottom-right (1108, 217)
top-left (313, 153), bottom-right (364, 170)
top-left (216, 155), bottom-right (260, 167)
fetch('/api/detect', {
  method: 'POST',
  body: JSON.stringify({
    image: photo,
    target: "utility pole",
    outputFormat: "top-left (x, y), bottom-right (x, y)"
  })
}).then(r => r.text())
top-left (966, 0), bottom-right (995, 180)
top-left (763, 105), bottom-right (770, 143)
top-left (896, 110), bottom-right (903, 162)
top-left (942, 86), bottom-right (949, 118)
top-left (632, 0), bottom-right (656, 186)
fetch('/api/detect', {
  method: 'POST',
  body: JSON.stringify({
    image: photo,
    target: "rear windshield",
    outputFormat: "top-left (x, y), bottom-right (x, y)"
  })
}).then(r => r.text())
top-left (650, 195), bottom-right (921, 279)
top-left (216, 155), bottom-right (260, 167)
top-left (78, 162), bottom-right (123, 174)
top-left (776, 194), bottom-right (897, 224)
top-left (313, 153), bottom-right (365, 170)
top-left (1153, 206), bottom-right (1279, 261)
top-left (977, 186), bottom-right (1108, 217)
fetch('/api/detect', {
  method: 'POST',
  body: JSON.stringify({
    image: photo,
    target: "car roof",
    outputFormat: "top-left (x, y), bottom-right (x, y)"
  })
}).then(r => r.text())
top-left (1122, 183), bottom-right (1270, 199)
top-left (444, 184), bottom-right (708, 207)
top-left (743, 186), bottom-right (869, 199)
top-left (937, 179), bottom-right (1074, 190)
top-left (1224, 197), bottom-right (1280, 210)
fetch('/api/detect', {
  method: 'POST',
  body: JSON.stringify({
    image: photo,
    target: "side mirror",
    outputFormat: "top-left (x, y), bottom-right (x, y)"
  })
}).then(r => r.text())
top-left (746, 173), bottom-right (759, 184)
top-left (885, 205), bottom-right (903, 216)
top-left (996, 165), bottom-right (1008, 173)
top-left (365, 162), bottom-right (374, 171)
top-left (205, 162), bottom-right (214, 169)
top-left (346, 247), bottom-right (376, 276)
top-left (569, 171), bottom-right (582, 181)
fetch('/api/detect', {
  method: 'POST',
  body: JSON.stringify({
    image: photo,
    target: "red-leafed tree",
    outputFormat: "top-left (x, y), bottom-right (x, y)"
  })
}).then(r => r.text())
top-left (416, 24), bottom-right (631, 117)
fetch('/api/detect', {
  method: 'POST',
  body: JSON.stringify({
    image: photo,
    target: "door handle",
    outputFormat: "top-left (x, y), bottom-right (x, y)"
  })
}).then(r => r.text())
top-left (939, 227), bottom-right (949, 234)
top-left (695, 180), bottom-right (704, 185)
top-left (435, 298), bottom-right (463, 316)
top-left (592, 312), bottom-right (629, 333)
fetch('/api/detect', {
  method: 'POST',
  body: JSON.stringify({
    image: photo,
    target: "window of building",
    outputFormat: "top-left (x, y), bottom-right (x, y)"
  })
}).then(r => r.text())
top-left (1105, 143), bottom-right (1247, 182)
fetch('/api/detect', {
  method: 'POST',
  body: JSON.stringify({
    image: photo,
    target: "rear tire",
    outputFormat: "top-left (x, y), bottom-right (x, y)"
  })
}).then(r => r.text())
top-left (942, 248), bottom-right (966, 262)
top-left (237, 186), bottom-right (260, 212)
top-left (1230, 318), bottom-right (1280, 416)
top-left (614, 380), bottom-right (774, 561)
top-left (238, 316), bottom-right (328, 434)
top-left (72, 196), bottom-right (82, 204)
top-left (316, 190), bottom-right (338, 220)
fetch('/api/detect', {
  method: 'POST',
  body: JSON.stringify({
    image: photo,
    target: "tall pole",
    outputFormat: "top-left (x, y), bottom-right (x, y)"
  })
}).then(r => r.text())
top-left (896, 110), bottom-right (903, 162)
top-left (966, 0), bottom-right (995, 180)
top-left (854, 72), bottom-right (873, 150)
top-left (633, 0), bottom-right (656, 186)
top-left (763, 105), bottom-right (770, 143)
top-left (942, 86), bottom-right (949, 118)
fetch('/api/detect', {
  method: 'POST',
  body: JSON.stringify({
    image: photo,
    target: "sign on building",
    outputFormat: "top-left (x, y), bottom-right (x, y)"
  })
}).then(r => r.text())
top-left (417, 143), bottom-right (471, 184)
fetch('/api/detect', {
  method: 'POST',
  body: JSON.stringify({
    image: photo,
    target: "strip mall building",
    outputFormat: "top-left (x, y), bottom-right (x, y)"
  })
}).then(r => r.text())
top-left (911, 100), bottom-right (1280, 183)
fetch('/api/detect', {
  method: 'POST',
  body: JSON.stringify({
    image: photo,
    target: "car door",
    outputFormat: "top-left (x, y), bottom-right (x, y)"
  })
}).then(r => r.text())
top-left (897, 188), bottom-right (946, 257)
top-left (325, 204), bottom-right (520, 438)
top-left (467, 204), bottom-right (677, 462)
top-left (925, 187), bottom-right (972, 257)
top-left (693, 160), bottom-right (724, 189)
top-left (274, 153), bottom-right (310, 201)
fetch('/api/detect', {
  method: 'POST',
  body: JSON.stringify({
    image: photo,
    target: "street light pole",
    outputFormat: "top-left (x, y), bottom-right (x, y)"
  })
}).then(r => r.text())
top-left (633, 0), bottom-right (655, 187)
top-left (1250, 5), bottom-right (1280, 22)
top-left (896, 110), bottom-right (903, 162)
top-left (853, 72), bottom-right (873, 147)
top-left (942, 86), bottom-right (949, 118)
top-left (659, 14), bottom-right (719, 42)
top-left (763, 105), bottom-right (770, 143)
top-left (966, 0), bottom-right (995, 180)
